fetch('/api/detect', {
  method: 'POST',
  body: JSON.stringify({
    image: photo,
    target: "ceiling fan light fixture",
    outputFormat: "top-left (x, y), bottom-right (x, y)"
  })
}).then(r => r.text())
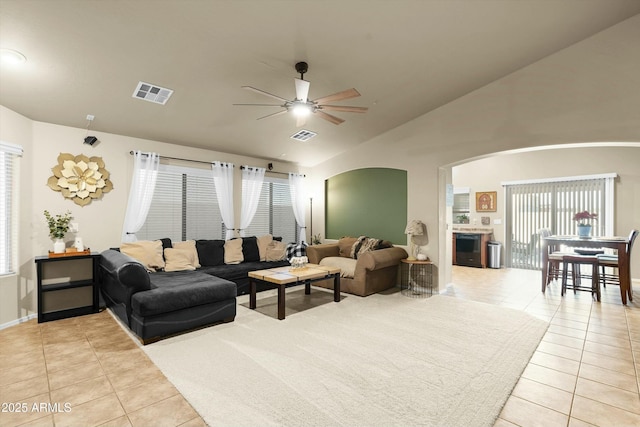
top-left (0, 48), bottom-right (27, 66)
top-left (291, 103), bottom-right (312, 117)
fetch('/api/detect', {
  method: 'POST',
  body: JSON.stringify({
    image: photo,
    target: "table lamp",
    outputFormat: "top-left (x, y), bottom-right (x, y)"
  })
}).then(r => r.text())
top-left (404, 220), bottom-right (424, 260)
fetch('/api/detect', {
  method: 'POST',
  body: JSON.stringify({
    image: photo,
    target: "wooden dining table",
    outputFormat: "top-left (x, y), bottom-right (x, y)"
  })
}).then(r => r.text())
top-left (541, 235), bottom-right (632, 304)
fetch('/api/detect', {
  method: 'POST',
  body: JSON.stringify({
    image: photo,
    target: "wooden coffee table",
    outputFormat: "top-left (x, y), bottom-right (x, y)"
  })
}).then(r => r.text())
top-left (248, 264), bottom-right (341, 320)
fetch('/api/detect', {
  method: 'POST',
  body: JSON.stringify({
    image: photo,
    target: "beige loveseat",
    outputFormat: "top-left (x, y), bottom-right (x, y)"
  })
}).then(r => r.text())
top-left (306, 237), bottom-right (408, 296)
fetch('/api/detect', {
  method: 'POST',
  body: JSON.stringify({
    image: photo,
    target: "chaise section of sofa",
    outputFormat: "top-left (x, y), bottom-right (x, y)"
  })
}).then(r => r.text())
top-left (100, 249), bottom-right (237, 344)
top-left (306, 237), bottom-right (407, 296)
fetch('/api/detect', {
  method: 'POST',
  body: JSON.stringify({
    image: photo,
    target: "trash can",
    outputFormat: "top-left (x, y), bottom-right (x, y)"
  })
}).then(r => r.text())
top-left (488, 241), bottom-right (501, 269)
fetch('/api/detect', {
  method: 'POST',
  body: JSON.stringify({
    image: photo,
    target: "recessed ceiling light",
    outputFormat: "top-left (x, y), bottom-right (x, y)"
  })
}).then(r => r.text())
top-left (0, 48), bottom-right (27, 66)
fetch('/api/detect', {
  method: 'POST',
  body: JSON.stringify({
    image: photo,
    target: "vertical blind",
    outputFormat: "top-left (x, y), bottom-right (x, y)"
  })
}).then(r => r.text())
top-left (504, 173), bottom-right (615, 269)
top-left (0, 142), bottom-right (23, 275)
top-left (243, 176), bottom-right (297, 243)
top-left (137, 164), bottom-right (224, 242)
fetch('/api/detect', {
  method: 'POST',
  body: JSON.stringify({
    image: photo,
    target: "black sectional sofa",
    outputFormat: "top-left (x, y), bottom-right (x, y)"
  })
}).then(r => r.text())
top-left (99, 237), bottom-right (291, 344)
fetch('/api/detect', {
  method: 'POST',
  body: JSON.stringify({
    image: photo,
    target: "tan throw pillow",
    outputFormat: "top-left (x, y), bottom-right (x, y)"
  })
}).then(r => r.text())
top-left (164, 248), bottom-right (198, 272)
top-left (257, 234), bottom-right (273, 261)
top-left (121, 240), bottom-right (165, 272)
top-left (173, 240), bottom-right (201, 268)
top-left (266, 241), bottom-right (287, 261)
top-left (224, 238), bottom-right (244, 264)
top-left (338, 237), bottom-right (358, 258)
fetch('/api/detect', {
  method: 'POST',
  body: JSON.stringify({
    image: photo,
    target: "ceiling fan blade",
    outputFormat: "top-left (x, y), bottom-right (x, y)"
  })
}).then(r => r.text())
top-left (296, 115), bottom-right (307, 127)
top-left (242, 86), bottom-right (289, 103)
top-left (313, 88), bottom-right (361, 104)
top-left (319, 105), bottom-right (368, 113)
top-left (315, 110), bottom-right (345, 125)
top-left (294, 78), bottom-right (310, 103)
top-left (256, 110), bottom-right (288, 120)
top-left (233, 103), bottom-right (284, 107)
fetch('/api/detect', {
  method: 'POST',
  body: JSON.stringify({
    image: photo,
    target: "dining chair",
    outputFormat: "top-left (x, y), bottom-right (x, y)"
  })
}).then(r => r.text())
top-left (539, 228), bottom-right (568, 287)
top-left (597, 229), bottom-right (638, 289)
top-left (561, 254), bottom-right (601, 301)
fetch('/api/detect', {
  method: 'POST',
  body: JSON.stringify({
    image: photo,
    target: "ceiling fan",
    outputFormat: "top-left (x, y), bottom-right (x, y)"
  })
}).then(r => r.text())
top-left (234, 62), bottom-right (368, 126)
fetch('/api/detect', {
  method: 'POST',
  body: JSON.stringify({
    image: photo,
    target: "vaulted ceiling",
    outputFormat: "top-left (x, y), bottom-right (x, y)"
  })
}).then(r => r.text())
top-left (1, 0), bottom-right (639, 166)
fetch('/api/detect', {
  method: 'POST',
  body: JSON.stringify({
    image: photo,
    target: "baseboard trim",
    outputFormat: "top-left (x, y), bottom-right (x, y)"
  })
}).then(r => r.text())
top-left (0, 313), bottom-right (38, 331)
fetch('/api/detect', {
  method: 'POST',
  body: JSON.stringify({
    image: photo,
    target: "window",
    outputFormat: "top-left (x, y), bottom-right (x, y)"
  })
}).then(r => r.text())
top-left (137, 164), bottom-right (224, 241)
top-left (0, 142), bottom-right (22, 275)
top-left (453, 187), bottom-right (470, 224)
top-left (503, 173), bottom-right (616, 269)
top-left (243, 176), bottom-right (298, 243)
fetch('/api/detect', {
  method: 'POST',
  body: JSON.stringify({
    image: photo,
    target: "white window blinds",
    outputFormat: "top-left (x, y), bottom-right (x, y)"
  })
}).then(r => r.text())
top-left (242, 176), bottom-right (298, 243)
top-left (0, 141), bottom-right (23, 275)
top-left (137, 164), bottom-right (225, 242)
top-left (503, 173), bottom-right (616, 269)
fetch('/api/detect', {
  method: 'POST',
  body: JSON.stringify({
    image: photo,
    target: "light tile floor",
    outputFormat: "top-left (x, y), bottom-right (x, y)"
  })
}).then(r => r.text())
top-left (0, 310), bottom-right (205, 427)
top-left (443, 266), bottom-right (640, 427)
top-left (0, 266), bottom-right (638, 427)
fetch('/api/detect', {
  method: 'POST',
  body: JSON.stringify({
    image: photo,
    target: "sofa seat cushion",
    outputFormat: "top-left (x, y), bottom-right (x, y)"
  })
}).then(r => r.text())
top-left (319, 256), bottom-right (357, 278)
top-left (132, 271), bottom-right (236, 317)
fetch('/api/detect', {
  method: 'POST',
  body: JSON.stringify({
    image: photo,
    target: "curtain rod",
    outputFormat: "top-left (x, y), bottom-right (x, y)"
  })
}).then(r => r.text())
top-left (129, 151), bottom-right (304, 176)
top-left (240, 165), bottom-right (305, 177)
top-left (129, 151), bottom-right (231, 166)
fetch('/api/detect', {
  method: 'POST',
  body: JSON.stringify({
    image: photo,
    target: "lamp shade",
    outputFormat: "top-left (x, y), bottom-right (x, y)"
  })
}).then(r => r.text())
top-left (405, 220), bottom-right (424, 235)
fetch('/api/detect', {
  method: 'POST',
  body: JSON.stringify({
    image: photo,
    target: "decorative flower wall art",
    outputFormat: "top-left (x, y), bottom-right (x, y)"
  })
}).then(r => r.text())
top-left (47, 153), bottom-right (113, 206)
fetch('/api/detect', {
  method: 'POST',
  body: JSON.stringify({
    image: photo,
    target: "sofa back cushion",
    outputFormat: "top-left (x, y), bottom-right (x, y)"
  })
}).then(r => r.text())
top-left (242, 236), bottom-right (260, 262)
top-left (338, 237), bottom-right (358, 258)
top-left (196, 239), bottom-right (225, 266)
top-left (121, 240), bottom-right (165, 272)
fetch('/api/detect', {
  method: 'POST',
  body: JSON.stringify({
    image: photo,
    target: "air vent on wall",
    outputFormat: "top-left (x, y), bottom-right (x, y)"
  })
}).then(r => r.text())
top-left (132, 81), bottom-right (173, 105)
top-left (290, 129), bottom-right (317, 142)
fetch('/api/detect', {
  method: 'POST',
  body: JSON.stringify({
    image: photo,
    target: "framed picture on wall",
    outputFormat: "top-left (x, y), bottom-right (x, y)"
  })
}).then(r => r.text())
top-left (476, 191), bottom-right (497, 212)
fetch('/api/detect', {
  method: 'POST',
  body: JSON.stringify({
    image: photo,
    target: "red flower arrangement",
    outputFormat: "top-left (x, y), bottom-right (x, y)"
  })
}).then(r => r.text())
top-left (573, 210), bottom-right (598, 226)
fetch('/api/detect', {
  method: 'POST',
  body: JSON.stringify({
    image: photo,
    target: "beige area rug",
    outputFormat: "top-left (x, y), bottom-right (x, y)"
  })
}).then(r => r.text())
top-left (143, 290), bottom-right (548, 427)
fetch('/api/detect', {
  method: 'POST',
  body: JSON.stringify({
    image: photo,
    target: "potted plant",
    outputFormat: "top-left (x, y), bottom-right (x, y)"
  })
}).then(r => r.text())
top-left (573, 210), bottom-right (597, 238)
top-left (44, 210), bottom-right (73, 253)
top-left (456, 214), bottom-right (469, 224)
top-left (311, 233), bottom-right (322, 245)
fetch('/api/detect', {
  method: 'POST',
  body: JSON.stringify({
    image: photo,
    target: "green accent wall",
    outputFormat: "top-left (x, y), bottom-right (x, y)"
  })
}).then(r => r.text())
top-left (325, 168), bottom-right (407, 244)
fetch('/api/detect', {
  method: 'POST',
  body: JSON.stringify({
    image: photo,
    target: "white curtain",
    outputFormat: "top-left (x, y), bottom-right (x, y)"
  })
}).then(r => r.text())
top-left (212, 161), bottom-right (235, 240)
top-left (288, 173), bottom-right (307, 243)
top-left (121, 151), bottom-right (159, 242)
top-left (240, 166), bottom-right (265, 237)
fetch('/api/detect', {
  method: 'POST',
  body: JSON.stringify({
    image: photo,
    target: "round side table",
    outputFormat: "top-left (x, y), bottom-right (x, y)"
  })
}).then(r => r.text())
top-left (400, 259), bottom-right (434, 298)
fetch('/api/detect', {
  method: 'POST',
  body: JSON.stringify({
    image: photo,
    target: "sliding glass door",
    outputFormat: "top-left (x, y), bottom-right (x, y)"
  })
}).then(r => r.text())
top-left (504, 174), bottom-right (615, 270)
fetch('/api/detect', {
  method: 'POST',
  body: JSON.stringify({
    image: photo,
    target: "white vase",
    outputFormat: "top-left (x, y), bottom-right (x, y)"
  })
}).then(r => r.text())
top-left (53, 238), bottom-right (65, 253)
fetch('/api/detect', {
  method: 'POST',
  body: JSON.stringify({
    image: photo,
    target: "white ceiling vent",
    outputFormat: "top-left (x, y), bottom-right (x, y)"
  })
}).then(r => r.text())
top-left (290, 129), bottom-right (317, 142)
top-left (132, 81), bottom-right (173, 105)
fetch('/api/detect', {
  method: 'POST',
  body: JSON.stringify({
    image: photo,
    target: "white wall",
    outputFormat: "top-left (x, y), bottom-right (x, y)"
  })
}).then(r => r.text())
top-left (307, 15), bottom-right (640, 291)
top-left (1, 114), bottom-right (299, 327)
